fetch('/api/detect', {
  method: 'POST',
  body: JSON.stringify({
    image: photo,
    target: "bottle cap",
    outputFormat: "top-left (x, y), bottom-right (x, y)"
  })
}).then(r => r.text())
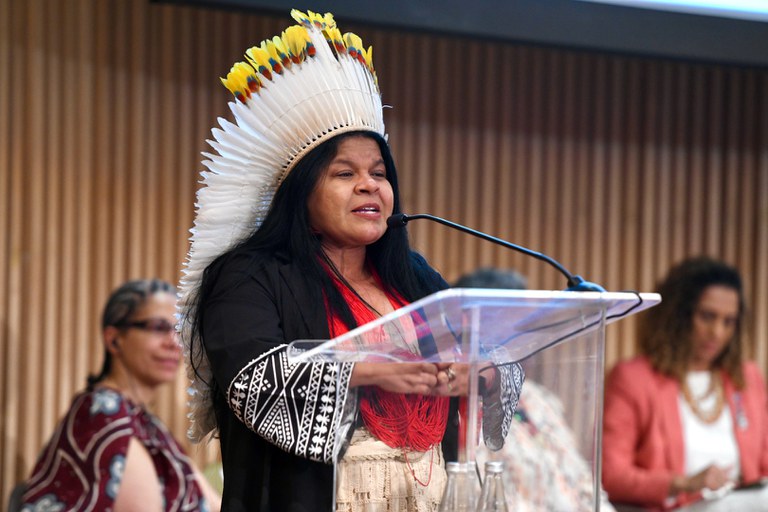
top-left (445, 462), bottom-right (471, 473)
top-left (484, 461), bottom-right (504, 473)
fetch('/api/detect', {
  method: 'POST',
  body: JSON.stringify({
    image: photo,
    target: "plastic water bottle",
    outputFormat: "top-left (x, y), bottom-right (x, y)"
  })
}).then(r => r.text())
top-left (476, 461), bottom-right (508, 512)
top-left (438, 462), bottom-right (475, 511)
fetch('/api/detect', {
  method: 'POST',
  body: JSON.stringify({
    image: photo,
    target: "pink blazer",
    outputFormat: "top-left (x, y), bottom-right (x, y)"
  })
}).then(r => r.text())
top-left (602, 356), bottom-right (768, 510)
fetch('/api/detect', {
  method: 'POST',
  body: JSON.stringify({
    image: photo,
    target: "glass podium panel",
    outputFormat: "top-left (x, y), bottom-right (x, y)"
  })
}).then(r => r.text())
top-left (288, 289), bottom-right (660, 511)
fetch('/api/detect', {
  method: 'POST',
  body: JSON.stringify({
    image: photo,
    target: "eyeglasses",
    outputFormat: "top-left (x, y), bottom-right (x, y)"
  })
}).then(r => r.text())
top-left (117, 318), bottom-right (178, 335)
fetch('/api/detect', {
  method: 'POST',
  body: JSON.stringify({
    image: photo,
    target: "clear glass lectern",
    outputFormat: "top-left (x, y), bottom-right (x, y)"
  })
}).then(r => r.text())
top-left (287, 288), bottom-right (660, 511)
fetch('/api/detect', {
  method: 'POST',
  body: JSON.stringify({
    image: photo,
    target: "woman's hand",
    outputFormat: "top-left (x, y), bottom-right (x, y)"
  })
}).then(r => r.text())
top-left (672, 464), bottom-right (734, 494)
top-left (433, 362), bottom-right (469, 396)
top-left (432, 363), bottom-right (500, 397)
top-left (350, 362), bottom-right (439, 394)
top-left (351, 362), bottom-right (500, 397)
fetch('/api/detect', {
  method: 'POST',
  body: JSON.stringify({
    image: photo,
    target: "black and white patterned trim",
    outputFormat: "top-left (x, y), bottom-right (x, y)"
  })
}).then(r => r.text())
top-left (481, 360), bottom-right (525, 451)
top-left (228, 344), bottom-right (353, 463)
top-left (498, 362), bottom-right (525, 439)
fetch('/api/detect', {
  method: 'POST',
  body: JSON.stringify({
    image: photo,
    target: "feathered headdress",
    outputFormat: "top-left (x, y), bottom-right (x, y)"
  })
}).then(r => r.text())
top-left (179, 8), bottom-right (386, 442)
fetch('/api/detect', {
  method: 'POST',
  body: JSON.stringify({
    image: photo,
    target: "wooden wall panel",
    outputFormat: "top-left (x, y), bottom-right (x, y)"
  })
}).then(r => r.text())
top-left (2, 0), bottom-right (766, 503)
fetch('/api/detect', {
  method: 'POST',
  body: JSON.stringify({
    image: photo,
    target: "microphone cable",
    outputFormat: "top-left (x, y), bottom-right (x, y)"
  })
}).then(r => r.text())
top-left (387, 213), bottom-right (605, 292)
top-left (386, 213), bottom-right (644, 368)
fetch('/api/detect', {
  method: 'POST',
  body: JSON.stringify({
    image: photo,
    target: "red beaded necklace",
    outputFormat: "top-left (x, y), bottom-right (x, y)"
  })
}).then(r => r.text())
top-left (324, 266), bottom-right (449, 483)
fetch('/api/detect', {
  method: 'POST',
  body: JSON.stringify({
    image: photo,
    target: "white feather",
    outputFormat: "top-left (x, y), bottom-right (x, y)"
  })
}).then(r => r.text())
top-left (179, 12), bottom-right (386, 442)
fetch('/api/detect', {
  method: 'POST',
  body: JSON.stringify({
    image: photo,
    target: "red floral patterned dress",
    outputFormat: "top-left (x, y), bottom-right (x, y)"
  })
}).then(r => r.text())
top-left (22, 387), bottom-right (209, 512)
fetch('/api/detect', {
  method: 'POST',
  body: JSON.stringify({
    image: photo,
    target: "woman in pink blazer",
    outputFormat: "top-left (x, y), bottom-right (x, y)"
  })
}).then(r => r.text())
top-left (602, 257), bottom-right (768, 511)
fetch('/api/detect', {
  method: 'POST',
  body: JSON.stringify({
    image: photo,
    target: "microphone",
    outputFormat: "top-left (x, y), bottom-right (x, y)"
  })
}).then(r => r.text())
top-left (387, 213), bottom-right (605, 292)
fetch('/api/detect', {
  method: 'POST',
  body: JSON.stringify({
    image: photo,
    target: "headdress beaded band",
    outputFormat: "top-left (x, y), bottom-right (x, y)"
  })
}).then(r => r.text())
top-left (179, 8), bottom-right (386, 442)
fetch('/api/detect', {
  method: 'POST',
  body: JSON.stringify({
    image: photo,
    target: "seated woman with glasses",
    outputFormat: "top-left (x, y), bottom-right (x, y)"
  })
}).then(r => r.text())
top-left (20, 279), bottom-right (221, 512)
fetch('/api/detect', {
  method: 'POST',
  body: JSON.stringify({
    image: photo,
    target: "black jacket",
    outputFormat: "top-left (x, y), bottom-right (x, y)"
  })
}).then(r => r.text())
top-left (201, 249), bottom-right (455, 511)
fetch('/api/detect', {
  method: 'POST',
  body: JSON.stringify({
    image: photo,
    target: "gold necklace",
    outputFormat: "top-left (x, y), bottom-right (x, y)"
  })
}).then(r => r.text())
top-left (682, 371), bottom-right (725, 424)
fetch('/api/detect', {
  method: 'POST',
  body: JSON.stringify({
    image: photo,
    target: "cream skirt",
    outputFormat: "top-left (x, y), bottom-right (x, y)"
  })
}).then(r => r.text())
top-left (335, 427), bottom-right (447, 512)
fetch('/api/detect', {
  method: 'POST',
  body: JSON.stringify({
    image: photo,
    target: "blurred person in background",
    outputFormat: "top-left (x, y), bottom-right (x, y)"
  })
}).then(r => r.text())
top-left (602, 256), bottom-right (768, 511)
top-left (455, 267), bottom-right (616, 512)
top-left (20, 279), bottom-right (221, 512)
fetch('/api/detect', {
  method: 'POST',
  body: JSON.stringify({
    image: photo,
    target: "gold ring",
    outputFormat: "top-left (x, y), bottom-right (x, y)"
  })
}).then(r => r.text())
top-left (447, 381), bottom-right (454, 392)
top-left (445, 366), bottom-right (456, 382)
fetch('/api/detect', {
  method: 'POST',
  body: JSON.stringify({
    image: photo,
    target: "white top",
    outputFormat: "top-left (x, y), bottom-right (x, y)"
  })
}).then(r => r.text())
top-left (679, 371), bottom-right (740, 481)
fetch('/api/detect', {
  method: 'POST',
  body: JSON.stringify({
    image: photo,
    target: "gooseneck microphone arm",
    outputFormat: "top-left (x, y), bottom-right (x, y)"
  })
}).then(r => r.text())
top-left (387, 213), bottom-right (605, 292)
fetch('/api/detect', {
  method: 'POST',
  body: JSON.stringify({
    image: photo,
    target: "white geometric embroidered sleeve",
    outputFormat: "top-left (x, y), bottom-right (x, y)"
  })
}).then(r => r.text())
top-left (228, 344), bottom-right (354, 464)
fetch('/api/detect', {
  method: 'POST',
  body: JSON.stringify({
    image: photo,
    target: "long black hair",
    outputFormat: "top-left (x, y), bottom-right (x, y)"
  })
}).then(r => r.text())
top-left (187, 131), bottom-right (442, 384)
top-left (87, 278), bottom-right (176, 389)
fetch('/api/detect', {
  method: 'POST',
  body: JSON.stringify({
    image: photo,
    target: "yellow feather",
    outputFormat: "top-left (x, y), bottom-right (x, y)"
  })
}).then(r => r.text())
top-left (283, 25), bottom-right (311, 61)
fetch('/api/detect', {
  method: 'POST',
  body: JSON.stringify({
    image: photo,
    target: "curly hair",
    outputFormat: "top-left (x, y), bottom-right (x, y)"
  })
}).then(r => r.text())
top-left (638, 256), bottom-right (746, 388)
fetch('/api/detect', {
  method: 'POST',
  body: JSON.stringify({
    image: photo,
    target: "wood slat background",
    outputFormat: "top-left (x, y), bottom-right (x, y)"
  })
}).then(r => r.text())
top-left (2, 0), bottom-right (766, 503)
